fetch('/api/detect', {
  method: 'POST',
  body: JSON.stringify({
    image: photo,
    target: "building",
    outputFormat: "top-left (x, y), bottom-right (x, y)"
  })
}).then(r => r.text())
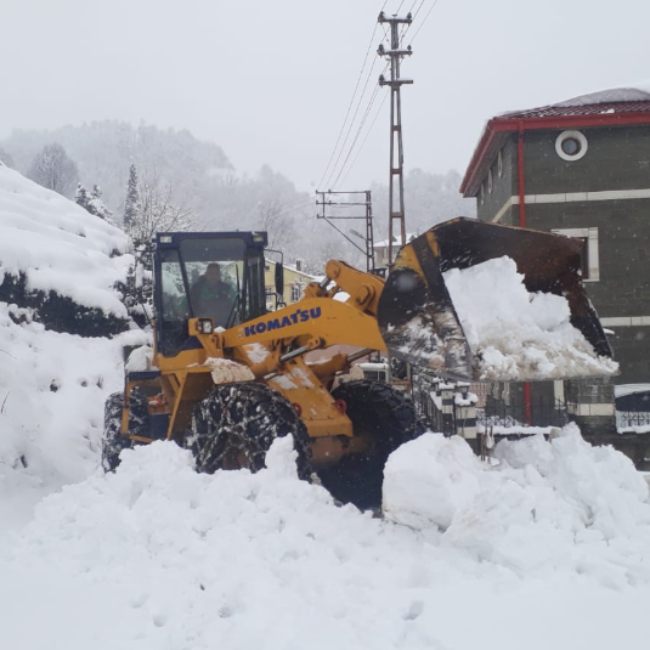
top-left (460, 86), bottom-right (650, 445)
top-left (461, 86), bottom-right (650, 385)
top-left (373, 233), bottom-right (416, 269)
top-left (264, 259), bottom-right (316, 309)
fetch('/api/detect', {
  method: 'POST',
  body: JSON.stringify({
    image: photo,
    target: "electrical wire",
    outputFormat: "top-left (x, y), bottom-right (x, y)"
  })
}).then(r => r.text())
top-left (318, 1), bottom-right (392, 192)
top-left (317, 26), bottom-right (382, 191)
top-left (339, 92), bottom-right (388, 188)
top-left (330, 60), bottom-right (389, 190)
top-left (322, 55), bottom-right (384, 191)
top-left (407, 0), bottom-right (441, 45)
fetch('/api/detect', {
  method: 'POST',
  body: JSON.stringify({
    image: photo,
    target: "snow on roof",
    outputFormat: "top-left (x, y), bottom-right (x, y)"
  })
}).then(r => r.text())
top-left (282, 263), bottom-right (317, 280)
top-left (373, 233), bottom-right (417, 248)
top-left (0, 166), bottom-right (130, 316)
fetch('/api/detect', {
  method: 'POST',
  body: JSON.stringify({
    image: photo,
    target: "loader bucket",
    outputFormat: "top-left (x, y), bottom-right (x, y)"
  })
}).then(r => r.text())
top-left (377, 217), bottom-right (617, 382)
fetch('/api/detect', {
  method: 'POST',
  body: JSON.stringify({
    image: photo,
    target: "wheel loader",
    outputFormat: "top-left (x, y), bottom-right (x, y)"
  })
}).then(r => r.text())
top-left (103, 218), bottom-right (616, 508)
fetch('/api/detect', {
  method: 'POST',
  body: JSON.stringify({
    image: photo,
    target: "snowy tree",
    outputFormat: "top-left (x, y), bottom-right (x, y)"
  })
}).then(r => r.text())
top-left (74, 183), bottom-right (90, 211)
top-left (88, 185), bottom-right (113, 221)
top-left (75, 183), bottom-right (113, 222)
top-left (123, 164), bottom-right (138, 228)
top-left (123, 173), bottom-right (196, 326)
top-left (27, 143), bottom-right (79, 196)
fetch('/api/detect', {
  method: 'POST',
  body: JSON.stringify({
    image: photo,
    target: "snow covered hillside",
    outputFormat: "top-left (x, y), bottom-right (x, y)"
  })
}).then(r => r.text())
top-left (0, 164), bottom-right (145, 530)
top-left (1, 433), bottom-right (649, 650)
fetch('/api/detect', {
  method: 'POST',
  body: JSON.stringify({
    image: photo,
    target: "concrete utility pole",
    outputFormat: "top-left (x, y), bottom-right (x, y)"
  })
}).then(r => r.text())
top-left (377, 11), bottom-right (413, 267)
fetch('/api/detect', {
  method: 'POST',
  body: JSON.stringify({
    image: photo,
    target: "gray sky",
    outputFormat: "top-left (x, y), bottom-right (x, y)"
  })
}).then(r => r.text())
top-left (1, 0), bottom-right (649, 192)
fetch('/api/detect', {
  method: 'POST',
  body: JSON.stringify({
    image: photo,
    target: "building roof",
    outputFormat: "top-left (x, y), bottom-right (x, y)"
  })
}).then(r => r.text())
top-left (461, 85), bottom-right (650, 197)
top-left (373, 233), bottom-right (416, 248)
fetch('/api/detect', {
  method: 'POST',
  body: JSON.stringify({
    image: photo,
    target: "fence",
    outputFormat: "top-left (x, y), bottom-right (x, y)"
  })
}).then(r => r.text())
top-left (412, 370), bottom-right (567, 439)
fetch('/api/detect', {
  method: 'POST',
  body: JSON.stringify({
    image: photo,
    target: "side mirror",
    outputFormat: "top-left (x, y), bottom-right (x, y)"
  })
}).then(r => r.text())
top-left (275, 262), bottom-right (284, 296)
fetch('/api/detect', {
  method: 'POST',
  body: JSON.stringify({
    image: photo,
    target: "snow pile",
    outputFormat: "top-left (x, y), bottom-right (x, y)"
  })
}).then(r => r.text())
top-left (2, 435), bottom-right (650, 650)
top-left (0, 165), bottom-right (130, 317)
top-left (384, 425), bottom-right (650, 584)
top-left (0, 303), bottom-right (147, 533)
top-left (443, 256), bottom-right (618, 380)
top-left (204, 357), bottom-right (255, 383)
top-left (0, 167), bottom-right (142, 531)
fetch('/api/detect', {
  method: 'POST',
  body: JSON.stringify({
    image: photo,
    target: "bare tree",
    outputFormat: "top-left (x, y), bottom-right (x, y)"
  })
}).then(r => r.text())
top-left (127, 173), bottom-right (197, 249)
top-left (256, 197), bottom-right (293, 250)
top-left (27, 143), bottom-right (79, 196)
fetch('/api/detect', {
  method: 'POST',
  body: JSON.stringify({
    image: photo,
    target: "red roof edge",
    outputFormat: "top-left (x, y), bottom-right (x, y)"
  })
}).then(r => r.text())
top-left (460, 111), bottom-right (650, 197)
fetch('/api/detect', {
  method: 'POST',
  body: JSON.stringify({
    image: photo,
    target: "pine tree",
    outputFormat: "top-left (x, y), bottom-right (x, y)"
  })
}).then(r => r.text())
top-left (88, 184), bottom-right (113, 221)
top-left (123, 164), bottom-right (138, 228)
top-left (74, 183), bottom-right (90, 210)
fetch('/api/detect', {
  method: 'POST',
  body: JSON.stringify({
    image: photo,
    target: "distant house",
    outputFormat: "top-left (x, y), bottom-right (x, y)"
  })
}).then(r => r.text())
top-left (264, 259), bottom-right (316, 309)
top-left (373, 233), bottom-right (416, 269)
top-left (460, 86), bottom-right (650, 387)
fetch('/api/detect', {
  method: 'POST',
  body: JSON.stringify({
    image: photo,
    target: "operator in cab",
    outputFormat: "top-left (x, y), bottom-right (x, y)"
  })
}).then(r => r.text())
top-left (190, 263), bottom-right (237, 328)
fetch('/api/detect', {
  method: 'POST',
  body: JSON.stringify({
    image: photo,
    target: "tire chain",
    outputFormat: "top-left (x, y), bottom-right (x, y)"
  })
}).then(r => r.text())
top-left (188, 382), bottom-right (312, 480)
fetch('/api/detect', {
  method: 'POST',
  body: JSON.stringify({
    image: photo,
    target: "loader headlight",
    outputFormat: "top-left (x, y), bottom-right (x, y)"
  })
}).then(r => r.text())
top-left (197, 318), bottom-right (214, 334)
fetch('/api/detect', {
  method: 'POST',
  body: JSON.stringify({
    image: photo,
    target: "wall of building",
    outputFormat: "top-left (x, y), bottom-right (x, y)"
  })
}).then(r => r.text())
top-left (476, 138), bottom-right (518, 224)
top-left (521, 125), bottom-right (650, 195)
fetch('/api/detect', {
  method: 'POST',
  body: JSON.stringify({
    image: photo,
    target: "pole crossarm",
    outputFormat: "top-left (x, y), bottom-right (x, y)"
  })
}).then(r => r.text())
top-left (315, 190), bottom-right (376, 273)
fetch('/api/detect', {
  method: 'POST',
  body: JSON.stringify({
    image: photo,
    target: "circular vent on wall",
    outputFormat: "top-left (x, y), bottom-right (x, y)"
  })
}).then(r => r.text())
top-left (556, 130), bottom-right (588, 161)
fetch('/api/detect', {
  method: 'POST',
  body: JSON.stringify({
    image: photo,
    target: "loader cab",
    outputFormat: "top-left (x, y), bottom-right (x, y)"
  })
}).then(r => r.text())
top-left (153, 231), bottom-right (268, 356)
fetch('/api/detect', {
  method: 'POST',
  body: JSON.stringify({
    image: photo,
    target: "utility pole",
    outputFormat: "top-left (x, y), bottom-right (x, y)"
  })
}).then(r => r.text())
top-left (316, 190), bottom-right (376, 273)
top-left (377, 11), bottom-right (413, 266)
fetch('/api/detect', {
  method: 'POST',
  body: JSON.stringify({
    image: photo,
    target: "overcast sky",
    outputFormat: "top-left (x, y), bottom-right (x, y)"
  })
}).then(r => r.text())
top-left (1, 0), bottom-right (649, 192)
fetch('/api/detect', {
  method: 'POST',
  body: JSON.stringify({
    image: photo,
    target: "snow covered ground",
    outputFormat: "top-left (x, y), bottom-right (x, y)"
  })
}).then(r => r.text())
top-left (1, 432), bottom-right (649, 650)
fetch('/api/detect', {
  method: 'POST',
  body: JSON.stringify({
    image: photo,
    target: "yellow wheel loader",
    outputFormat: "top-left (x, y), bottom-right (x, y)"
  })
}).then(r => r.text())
top-left (103, 218), bottom-right (615, 508)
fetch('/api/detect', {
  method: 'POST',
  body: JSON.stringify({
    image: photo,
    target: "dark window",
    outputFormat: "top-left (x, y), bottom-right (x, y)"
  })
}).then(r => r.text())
top-left (577, 237), bottom-right (590, 279)
top-left (561, 137), bottom-right (581, 156)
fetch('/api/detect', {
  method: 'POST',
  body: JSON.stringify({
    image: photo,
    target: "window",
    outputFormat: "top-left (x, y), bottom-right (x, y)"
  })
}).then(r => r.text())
top-left (555, 130), bottom-right (588, 162)
top-left (487, 169), bottom-right (493, 194)
top-left (291, 284), bottom-right (302, 302)
top-left (480, 183), bottom-right (485, 205)
top-left (497, 150), bottom-right (504, 178)
top-left (551, 227), bottom-right (600, 281)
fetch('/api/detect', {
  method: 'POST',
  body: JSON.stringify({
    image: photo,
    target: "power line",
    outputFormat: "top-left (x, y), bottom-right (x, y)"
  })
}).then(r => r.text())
top-left (323, 55), bottom-right (384, 190)
top-left (339, 92), bottom-right (388, 188)
top-left (407, 0), bottom-right (441, 45)
top-left (317, 5), bottom-right (392, 191)
top-left (332, 63), bottom-right (389, 189)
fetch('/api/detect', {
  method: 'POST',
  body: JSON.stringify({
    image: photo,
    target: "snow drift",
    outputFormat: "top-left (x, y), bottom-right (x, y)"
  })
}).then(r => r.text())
top-left (0, 166), bottom-right (142, 530)
top-left (2, 433), bottom-right (649, 650)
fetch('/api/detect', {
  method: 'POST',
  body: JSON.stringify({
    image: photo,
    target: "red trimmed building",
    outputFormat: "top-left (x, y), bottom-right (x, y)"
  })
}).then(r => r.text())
top-left (460, 87), bottom-right (650, 443)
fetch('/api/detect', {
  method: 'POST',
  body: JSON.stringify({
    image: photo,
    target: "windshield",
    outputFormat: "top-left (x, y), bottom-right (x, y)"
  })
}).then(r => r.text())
top-left (156, 236), bottom-right (267, 356)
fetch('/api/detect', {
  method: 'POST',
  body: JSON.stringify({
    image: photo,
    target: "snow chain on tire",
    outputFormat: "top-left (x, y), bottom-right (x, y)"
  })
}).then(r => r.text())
top-left (187, 382), bottom-right (312, 480)
top-left (101, 388), bottom-right (149, 471)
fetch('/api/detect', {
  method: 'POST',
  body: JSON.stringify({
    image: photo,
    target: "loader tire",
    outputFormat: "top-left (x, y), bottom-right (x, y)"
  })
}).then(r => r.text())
top-left (317, 380), bottom-right (425, 510)
top-left (188, 382), bottom-right (312, 480)
top-left (102, 389), bottom-right (149, 471)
